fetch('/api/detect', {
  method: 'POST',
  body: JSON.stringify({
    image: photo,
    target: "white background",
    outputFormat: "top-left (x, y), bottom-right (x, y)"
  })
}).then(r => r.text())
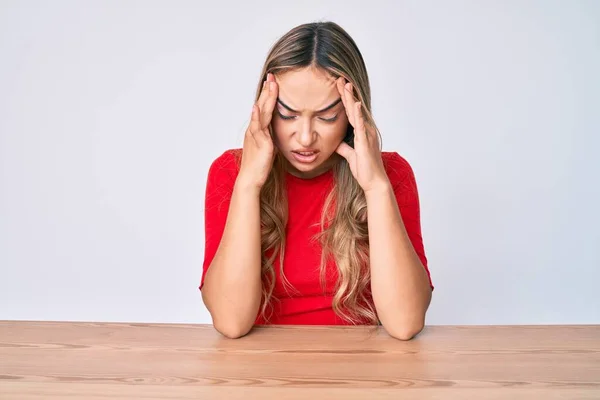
top-left (1, 0), bottom-right (599, 325)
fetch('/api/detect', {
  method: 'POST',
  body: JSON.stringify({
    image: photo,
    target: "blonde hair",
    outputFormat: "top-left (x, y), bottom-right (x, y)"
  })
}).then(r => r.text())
top-left (235, 21), bottom-right (383, 324)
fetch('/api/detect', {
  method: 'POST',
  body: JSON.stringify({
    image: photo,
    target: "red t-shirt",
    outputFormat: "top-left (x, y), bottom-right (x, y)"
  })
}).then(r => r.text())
top-left (200, 149), bottom-right (432, 325)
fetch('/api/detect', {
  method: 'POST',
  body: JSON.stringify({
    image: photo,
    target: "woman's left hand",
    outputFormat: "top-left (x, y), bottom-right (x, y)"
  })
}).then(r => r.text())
top-left (335, 77), bottom-right (390, 193)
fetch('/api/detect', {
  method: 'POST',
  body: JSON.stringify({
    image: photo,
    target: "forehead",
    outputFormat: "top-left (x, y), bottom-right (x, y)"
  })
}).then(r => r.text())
top-left (275, 67), bottom-right (338, 112)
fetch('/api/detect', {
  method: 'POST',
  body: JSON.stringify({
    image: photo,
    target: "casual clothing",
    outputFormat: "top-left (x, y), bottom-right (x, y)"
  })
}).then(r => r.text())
top-left (200, 149), bottom-right (432, 324)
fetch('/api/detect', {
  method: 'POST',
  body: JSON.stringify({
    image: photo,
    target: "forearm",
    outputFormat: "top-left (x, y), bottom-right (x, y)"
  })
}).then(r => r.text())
top-left (366, 183), bottom-right (432, 340)
top-left (202, 179), bottom-right (262, 338)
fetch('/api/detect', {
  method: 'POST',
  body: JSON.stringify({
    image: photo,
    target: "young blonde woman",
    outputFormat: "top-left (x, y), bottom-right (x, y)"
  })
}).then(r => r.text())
top-left (200, 21), bottom-right (433, 340)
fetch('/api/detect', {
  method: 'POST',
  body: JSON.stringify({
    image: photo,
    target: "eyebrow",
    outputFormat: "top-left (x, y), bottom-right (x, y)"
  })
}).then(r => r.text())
top-left (277, 97), bottom-right (342, 113)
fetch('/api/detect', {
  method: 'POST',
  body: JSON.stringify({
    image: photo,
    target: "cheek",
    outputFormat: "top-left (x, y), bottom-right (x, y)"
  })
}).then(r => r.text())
top-left (271, 118), bottom-right (285, 133)
top-left (321, 123), bottom-right (345, 142)
top-left (272, 120), bottom-right (298, 151)
top-left (327, 118), bottom-right (349, 141)
top-left (271, 120), bottom-right (289, 145)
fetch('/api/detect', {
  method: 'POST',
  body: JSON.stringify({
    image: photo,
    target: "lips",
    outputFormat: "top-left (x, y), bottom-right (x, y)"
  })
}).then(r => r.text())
top-left (291, 150), bottom-right (319, 164)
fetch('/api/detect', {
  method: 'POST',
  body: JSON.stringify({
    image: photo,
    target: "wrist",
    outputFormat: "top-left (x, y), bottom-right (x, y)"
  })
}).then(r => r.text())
top-left (364, 180), bottom-right (393, 197)
top-left (234, 177), bottom-right (263, 194)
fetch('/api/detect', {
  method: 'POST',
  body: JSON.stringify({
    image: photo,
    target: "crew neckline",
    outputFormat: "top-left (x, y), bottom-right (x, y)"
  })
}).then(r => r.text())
top-left (285, 168), bottom-right (334, 185)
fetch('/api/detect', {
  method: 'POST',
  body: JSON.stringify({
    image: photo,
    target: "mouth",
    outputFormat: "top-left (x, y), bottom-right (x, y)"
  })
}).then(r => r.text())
top-left (291, 150), bottom-right (319, 164)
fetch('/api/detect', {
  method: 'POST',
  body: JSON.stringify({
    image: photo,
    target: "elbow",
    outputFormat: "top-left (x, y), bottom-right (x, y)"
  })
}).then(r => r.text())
top-left (216, 326), bottom-right (250, 339)
top-left (385, 321), bottom-right (425, 341)
top-left (212, 318), bottom-right (253, 339)
top-left (202, 286), bottom-right (257, 339)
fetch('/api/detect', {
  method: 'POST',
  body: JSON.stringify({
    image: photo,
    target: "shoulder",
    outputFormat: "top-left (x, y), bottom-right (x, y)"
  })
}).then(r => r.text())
top-left (210, 148), bottom-right (242, 169)
top-left (207, 148), bottom-right (242, 180)
top-left (381, 152), bottom-right (422, 206)
top-left (381, 151), bottom-right (416, 185)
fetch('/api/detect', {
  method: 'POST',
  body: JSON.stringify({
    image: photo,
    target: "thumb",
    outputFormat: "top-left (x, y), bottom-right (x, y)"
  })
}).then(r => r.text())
top-left (335, 141), bottom-right (355, 161)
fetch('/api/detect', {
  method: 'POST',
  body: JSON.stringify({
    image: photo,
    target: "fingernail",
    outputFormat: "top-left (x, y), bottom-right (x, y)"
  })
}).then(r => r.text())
top-left (269, 81), bottom-right (275, 91)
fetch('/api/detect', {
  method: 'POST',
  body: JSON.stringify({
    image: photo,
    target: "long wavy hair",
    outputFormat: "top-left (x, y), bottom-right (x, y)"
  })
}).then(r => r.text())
top-left (234, 21), bottom-right (383, 324)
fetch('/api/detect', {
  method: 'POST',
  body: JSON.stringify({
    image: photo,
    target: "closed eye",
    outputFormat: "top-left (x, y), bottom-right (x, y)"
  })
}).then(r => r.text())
top-left (277, 110), bottom-right (338, 123)
top-left (277, 111), bottom-right (296, 120)
top-left (319, 115), bottom-right (338, 123)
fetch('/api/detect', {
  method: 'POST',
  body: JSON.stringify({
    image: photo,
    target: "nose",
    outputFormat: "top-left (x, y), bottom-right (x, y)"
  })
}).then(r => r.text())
top-left (297, 119), bottom-right (316, 147)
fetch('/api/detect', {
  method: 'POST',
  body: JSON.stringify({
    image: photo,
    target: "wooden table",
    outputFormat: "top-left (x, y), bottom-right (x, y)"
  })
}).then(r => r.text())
top-left (1, 322), bottom-right (599, 399)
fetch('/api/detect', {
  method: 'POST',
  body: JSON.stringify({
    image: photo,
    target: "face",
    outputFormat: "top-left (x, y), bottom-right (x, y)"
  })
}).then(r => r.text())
top-left (271, 67), bottom-right (349, 179)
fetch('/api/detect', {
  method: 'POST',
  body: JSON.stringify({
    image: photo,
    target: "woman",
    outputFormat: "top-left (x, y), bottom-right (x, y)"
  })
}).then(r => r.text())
top-left (200, 21), bottom-right (433, 340)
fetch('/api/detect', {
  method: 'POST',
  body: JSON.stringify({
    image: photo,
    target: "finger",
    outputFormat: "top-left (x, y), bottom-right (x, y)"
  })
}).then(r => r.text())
top-left (370, 124), bottom-right (381, 149)
top-left (256, 77), bottom-right (270, 109)
top-left (249, 104), bottom-right (261, 135)
top-left (336, 76), bottom-right (345, 98)
top-left (258, 73), bottom-right (274, 106)
top-left (336, 77), bottom-right (349, 116)
top-left (335, 140), bottom-right (355, 161)
top-left (354, 102), bottom-right (367, 144)
top-left (338, 77), bottom-right (354, 126)
top-left (261, 78), bottom-right (279, 129)
top-left (343, 82), bottom-right (357, 127)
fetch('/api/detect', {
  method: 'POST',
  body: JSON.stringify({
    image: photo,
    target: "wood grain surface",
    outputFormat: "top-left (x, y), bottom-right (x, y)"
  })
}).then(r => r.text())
top-left (0, 321), bottom-right (599, 399)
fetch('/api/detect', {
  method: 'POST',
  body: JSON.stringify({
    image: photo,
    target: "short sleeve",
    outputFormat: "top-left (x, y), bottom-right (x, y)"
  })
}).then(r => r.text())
top-left (383, 152), bottom-right (433, 290)
top-left (199, 149), bottom-right (240, 290)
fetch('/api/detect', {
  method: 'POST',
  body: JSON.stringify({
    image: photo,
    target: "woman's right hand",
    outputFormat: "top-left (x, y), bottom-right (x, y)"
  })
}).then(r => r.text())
top-left (237, 73), bottom-right (279, 190)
